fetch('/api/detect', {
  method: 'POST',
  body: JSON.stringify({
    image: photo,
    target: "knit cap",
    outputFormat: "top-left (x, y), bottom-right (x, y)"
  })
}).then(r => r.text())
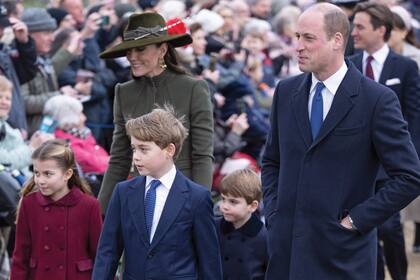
top-left (47, 8), bottom-right (69, 27)
top-left (21, 7), bottom-right (57, 33)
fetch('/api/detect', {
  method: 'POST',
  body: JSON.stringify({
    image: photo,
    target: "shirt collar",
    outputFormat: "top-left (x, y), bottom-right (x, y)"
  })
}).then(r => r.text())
top-left (311, 61), bottom-right (348, 95)
top-left (363, 44), bottom-right (389, 66)
top-left (146, 164), bottom-right (176, 191)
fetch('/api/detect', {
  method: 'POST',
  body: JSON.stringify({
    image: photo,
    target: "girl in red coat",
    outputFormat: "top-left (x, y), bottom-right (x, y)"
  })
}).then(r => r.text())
top-left (11, 140), bottom-right (103, 280)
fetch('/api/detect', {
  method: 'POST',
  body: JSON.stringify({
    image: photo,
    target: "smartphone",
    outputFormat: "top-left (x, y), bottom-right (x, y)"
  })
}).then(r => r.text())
top-left (209, 54), bottom-right (217, 72)
top-left (100, 15), bottom-right (109, 27)
top-left (39, 115), bottom-right (57, 134)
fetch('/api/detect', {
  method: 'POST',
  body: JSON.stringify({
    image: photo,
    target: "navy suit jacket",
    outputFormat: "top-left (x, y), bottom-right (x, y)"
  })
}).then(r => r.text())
top-left (92, 171), bottom-right (222, 280)
top-left (261, 61), bottom-right (420, 279)
top-left (349, 50), bottom-right (420, 156)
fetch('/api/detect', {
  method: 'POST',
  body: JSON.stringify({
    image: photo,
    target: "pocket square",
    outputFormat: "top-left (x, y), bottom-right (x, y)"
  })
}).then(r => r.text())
top-left (385, 78), bottom-right (401, 86)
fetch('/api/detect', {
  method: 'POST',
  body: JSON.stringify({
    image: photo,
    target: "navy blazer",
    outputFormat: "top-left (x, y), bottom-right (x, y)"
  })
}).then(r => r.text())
top-left (261, 61), bottom-right (420, 279)
top-left (92, 171), bottom-right (223, 280)
top-left (349, 50), bottom-right (420, 155)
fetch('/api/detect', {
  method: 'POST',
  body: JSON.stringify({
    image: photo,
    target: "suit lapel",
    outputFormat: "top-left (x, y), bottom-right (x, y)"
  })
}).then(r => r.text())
top-left (379, 51), bottom-right (395, 85)
top-left (352, 53), bottom-right (363, 72)
top-left (149, 171), bottom-right (188, 250)
top-left (292, 73), bottom-right (313, 148)
top-left (309, 63), bottom-right (360, 150)
top-left (127, 177), bottom-right (149, 246)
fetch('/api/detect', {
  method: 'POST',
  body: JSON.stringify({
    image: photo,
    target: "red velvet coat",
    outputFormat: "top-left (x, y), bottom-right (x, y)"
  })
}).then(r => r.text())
top-left (11, 187), bottom-right (102, 280)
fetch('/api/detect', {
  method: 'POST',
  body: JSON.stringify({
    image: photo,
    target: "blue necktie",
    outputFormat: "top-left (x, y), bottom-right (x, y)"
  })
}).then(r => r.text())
top-left (145, 179), bottom-right (161, 242)
top-left (311, 82), bottom-right (325, 140)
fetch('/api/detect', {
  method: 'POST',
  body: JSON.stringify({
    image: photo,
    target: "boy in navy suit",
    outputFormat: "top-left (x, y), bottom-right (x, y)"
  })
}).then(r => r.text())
top-left (217, 169), bottom-right (268, 280)
top-left (93, 106), bottom-right (222, 280)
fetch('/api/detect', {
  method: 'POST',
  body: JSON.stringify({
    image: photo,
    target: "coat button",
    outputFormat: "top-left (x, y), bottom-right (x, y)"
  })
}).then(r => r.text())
top-left (45, 265), bottom-right (50, 271)
top-left (59, 225), bottom-right (65, 230)
top-left (44, 207), bottom-right (50, 212)
top-left (59, 246), bottom-right (65, 251)
top-left (44, 226), bottom-right (49, 231)
top-left (238, 258), bottom-right (243, 263)
top-left (147, 252), bottom-right (154, 258)
top-left (224, 256), bottom-right (229, 261)
top-left (58, 265), bottom-right (64, 270)
top-left (44, 245), bottom-right (50, 251)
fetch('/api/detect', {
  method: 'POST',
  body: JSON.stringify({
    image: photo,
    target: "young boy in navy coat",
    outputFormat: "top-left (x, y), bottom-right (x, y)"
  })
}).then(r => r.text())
top-left (217, 169), bottom-right (268, 280)
top-left (93, 106), bottom-right (222, 280)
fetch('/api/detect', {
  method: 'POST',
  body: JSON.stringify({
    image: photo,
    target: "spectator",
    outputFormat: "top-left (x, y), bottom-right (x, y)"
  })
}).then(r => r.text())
top-left (43, 94), bottom-right (109, 174)
top-left (20, 7), bottom-right (80, 136)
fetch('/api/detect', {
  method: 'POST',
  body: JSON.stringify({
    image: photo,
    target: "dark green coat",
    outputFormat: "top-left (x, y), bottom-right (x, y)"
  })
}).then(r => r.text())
top-left (98, 70), bottom-right (214, 213)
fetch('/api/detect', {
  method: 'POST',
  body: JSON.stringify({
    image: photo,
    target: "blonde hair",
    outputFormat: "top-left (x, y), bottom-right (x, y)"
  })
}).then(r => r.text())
top-left (125, 105), bottom-right (188, 160)
top-left (0, 75), bottom-right (13, 93)
top-left (219, 168), bottom-right (262, 204)
top-left (20, 140), bottom-right (91, 197)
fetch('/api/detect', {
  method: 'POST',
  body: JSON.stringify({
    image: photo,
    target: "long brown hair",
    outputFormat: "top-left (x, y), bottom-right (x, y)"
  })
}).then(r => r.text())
top-left (163, 43), bottom-right (188, 75)
top-left (21, 139), bottom-right (91, 197)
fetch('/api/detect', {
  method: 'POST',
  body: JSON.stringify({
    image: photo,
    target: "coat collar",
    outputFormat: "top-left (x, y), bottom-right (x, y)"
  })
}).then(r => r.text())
top-left (291, 59), bottom-right (360, 150)
top-left (219, 214), bottom-right (263, 237)
top-left (36, 187), bottom-right (83, 206)
top-left (126, 171), bottom-right (189, 249)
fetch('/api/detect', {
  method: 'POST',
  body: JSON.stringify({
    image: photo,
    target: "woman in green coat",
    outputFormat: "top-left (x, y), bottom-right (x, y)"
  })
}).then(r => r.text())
top-left (97, 12), bottom-right (214, 213)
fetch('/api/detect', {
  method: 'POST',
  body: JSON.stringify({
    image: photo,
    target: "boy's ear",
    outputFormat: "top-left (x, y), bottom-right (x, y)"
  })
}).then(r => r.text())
top-left (249, 200), bottom-right (259, 213)
top-left (165, 143), bottom-right (176, 159)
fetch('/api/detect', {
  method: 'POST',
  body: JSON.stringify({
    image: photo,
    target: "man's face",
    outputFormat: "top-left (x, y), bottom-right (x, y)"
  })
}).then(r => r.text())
top-left (352, 12), bottom-right (385, 53)
top-left (295, 10), bottom-right (335, 77)
top-left (31, 31), bottom-right (55, 55)
top-left (251, 0), bottom-right (271, 19)
top-left (61, 0), bottom-right (84, 25)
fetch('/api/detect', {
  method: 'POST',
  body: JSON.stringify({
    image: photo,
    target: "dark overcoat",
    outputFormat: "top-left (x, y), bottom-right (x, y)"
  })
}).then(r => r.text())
top-left (261, 62), bottom-right (420, 279)
top-left (11, 187), bottom-right (103, 280)
top-left (216, 215), bottom-right (268, 280)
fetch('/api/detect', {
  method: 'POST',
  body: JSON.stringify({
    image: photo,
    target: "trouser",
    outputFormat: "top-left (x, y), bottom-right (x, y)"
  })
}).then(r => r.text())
top-left (376, 212), bottom-right (407, 280)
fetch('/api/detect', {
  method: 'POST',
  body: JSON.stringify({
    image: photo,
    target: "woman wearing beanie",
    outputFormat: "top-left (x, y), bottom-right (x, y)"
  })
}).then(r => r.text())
top-left (97, 12), bottom-right (214, 213)
top-left (47, 8), bottom-right (77, 30)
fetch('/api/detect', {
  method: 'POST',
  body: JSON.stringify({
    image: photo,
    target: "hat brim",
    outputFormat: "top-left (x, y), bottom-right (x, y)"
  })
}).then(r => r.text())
top-left (100, 33), bottom-right (192, 59)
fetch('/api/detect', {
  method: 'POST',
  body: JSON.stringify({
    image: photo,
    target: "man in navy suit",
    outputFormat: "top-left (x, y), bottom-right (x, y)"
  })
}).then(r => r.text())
top-left (349, 3), bottom-right (420, 279)
top-left (93, 107), bottom-right (222, 280)
top-left (262, 3), bottom-right (420, 279)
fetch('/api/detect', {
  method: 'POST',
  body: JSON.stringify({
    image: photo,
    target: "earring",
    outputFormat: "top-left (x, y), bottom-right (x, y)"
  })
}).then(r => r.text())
top-left (159, 57), bottom-right (167, 70)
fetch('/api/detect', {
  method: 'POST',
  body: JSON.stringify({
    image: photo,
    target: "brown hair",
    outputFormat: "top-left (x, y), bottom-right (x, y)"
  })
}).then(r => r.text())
top-left (20, 139), bottom-right (91, 197)
top-left (16, 140), bottom-right (91, 221)
top-left (392, 12), bottom-right (420, 48)
top-left (125, 105), bottom-right (188, 160)
top-left (354, 2), bottom-right (393, 42)
top-left (162, 43), bottom-right (188, 75)
top-left (219, 168), bottom-right (262, 204)
top-left (0, 75), bottom-right (13, 93)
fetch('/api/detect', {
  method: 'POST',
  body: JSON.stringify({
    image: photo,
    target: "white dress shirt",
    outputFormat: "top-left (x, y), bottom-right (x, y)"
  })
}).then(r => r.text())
top-left (308, 62), bottom-right (348, 121)
top-left (145, 165), bottom-right (176, 241)
top-left (362, 44), bottom-right (389, 82)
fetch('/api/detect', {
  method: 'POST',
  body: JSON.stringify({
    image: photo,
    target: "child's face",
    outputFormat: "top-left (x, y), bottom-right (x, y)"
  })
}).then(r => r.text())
top-left (33, 159), bottom-right (73, 201)
top-left (0, 89), bottom-right (12, 118)
top-left (131, 136), bottom-right (175, 179)
top-left (220, 193), bottom-right (258, 229)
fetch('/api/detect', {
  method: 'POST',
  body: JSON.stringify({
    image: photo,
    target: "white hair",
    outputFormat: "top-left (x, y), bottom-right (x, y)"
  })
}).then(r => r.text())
top-left (243, 18), bottom-right (272, 36)
top-left (157, 0), bottom-right (186, 20)
top-left (43, 95), bottom-right (83, 129)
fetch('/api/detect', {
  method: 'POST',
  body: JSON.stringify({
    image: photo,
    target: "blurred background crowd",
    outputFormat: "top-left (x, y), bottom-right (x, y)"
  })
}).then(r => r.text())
top-left (0, 0), bottom-right (420, 278)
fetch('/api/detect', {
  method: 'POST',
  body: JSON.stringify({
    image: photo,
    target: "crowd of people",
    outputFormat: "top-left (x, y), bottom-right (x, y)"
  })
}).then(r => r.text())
top-left (0, 0), bottom-right (420, 279)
